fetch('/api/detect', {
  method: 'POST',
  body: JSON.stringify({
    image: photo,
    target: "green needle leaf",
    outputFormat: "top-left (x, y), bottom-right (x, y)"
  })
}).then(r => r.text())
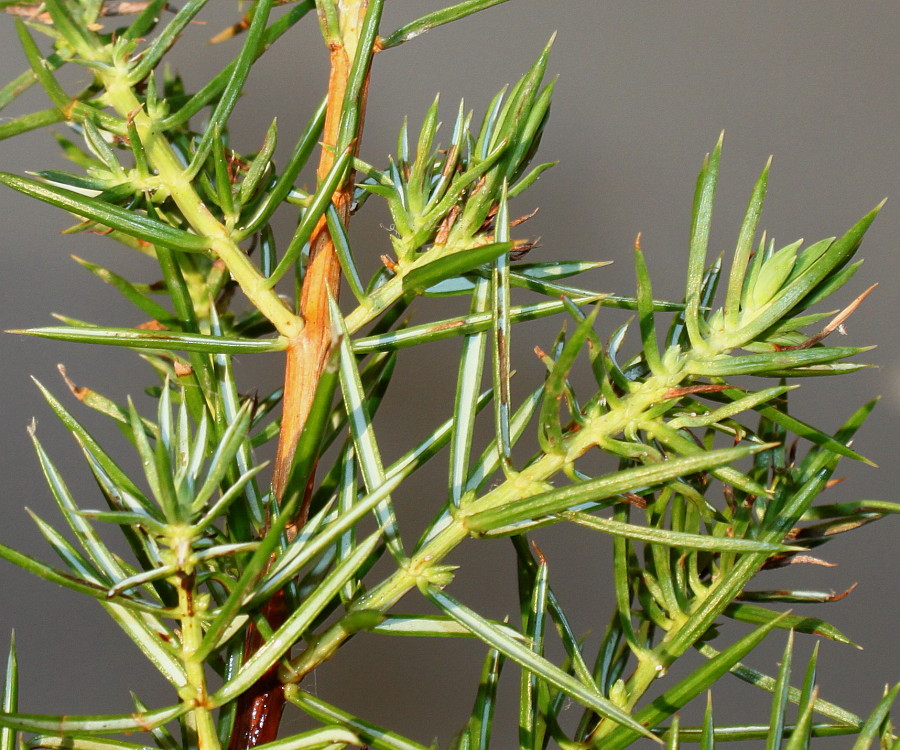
top-left (519, 550), bottom-right (548, 750)
top-left (511, 536), bottom-right (595, 689)
top-left (31, 429), bottom-right (130, 582)
top-left (785, 646), bottom-right (819, 750)
top-left (14, 20), bottom-right (70, 109)
top-left (0, 47), bottom-right (63, 112)
top-left (600, 615), bottom-right (785, 749)
top-left (122, 0), bottom-right (170, 39)
top-left (187, 0), bottom-right (275, 176)
top-left (279, 344), bottom-right (340, 515)
top-left (696, 641), bottom-right (863, 730)
top-left (464, 647), bottom-right (504, 750)
top-left (634, 237), bottom-right (663, 374)
top-left (701, 693), bottom-right (715, 750)
top-left (0, 108), bottom-right (67, 141)
top-left (334, 298), bottom-right (404, 559)
top-left (353, 296), bottom-right (600, 353)
top-left (538, 305), bottom-right (599, 454)
top-left (0, 635), bottom-right (16, 750)
top-left (266, 728), bottom-right (363, 750)
top-left (13, 326), bottom-right (287, 354)
top-left (425, 585), bottom-right (662, 744)
top-left (402, 242), bottom-right (515, 295)
top-left (190, 406), bottom-right (257, 516)
top-left (766, 632), bottom-right (794, 750)
top-left (23, 737), bottom-right (152, 750)
top-left (685, 134), bottom-right (722, 350)
top-left (326, 203), bottom-right (367, 303)
top-left (664, 714), bottom-right (680, 750)
top-left (724, 603), bottom-right (858, 647)
top-left (0, 541), bottom-right (168, 616)
top-left (126, 0), bottom-right (211, 84)
top-left (0, 173), bottom-right (211, 251)
top-left (250, 471), bottom-right (408, 609)
top-left (450, 277), bottom-right (491, 509)
top-left (0, 704), bottom-right (188, 736)
top-left (714, 387), bottom-right (871, 464)
top-left (264, 147), bottom-right (353, 286)
top-left (562, 511), bottom-right (798, 553)
top-left (370, 614), bottom-right (522, 639)
top-left (212, 531), bottom-right (382, 704)
top-left (240, 118), bottom-right (279, 205)
top-left (72, 256), bottom-right (177, 326)
top-left (32, 379), bottom-right (149, 506)
top-left (664, 725), bottom-right (862, 743)
top-left (380, 0), bottom-right (511, 48)
top-left (42, 0), bottom-right (97, 58)
top-left (687, 346), bottom-right (869, 377)
top-left (851, 683), bottom-right (900, 750)
top-left (286, 689), bottom-right (429, 750)
top-left (491, 193), bottom-right (513, 474)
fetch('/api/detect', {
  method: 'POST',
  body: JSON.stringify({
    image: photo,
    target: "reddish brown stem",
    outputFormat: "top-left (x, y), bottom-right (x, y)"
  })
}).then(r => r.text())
top-left (225, 591), bottom-right (289, 750)
top-left (270, 40), bottom-right (356, 504)
top-left (228, 8), bottom-right (372, 749)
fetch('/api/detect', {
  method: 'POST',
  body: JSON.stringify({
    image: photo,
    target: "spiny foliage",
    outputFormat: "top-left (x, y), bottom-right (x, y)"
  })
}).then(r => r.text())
top-left (0, 2), bottom-right (897, 749)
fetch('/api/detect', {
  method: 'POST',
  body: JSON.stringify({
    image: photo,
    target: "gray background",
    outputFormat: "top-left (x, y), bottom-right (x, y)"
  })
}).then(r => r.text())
top-left (1, 2), bottom-right (898, 747)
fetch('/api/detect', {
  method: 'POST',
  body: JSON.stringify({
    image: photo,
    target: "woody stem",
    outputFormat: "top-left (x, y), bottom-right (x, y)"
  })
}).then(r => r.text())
top-left (227, 3), bottom-right (378, 748)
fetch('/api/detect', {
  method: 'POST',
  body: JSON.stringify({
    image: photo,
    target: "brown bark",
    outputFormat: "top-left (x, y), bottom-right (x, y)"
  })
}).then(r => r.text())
top-left (270, 44), bottom-right (355, 505)
top-left (228, 7), bottom-right (371, 749)
top-left (225, 591), bottom-right (289, 750)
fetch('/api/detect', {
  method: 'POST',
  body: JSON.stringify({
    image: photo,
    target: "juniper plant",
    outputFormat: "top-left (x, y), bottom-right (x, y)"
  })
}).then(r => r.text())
top-left (0, 2), bottom-right (897, 748)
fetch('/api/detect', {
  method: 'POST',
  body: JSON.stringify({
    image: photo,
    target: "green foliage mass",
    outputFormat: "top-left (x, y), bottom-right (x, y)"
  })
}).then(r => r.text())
top-left (0, 1), bottom-right (897, 749)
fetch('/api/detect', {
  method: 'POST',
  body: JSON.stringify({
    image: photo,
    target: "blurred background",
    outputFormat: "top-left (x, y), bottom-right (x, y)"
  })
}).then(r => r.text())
top-left (0, 2), bottom-right (898, 747)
